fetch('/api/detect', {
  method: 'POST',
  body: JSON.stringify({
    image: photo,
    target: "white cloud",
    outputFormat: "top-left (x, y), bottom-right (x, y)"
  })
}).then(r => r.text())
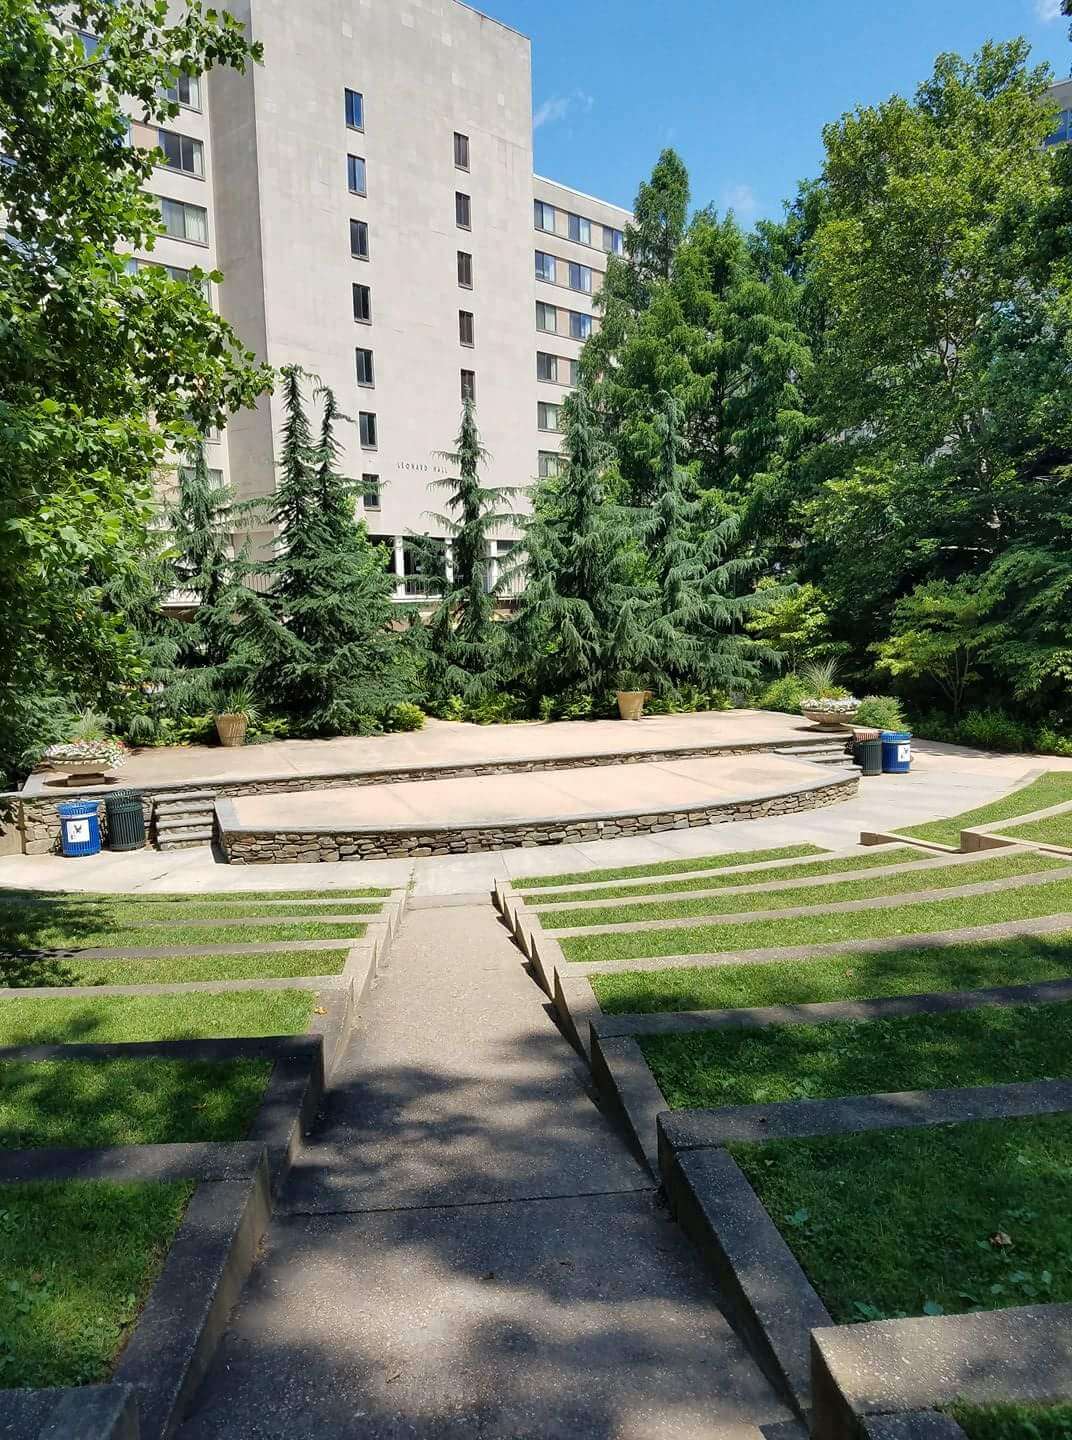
top-left (1036, 0), bottom-right (1063, 22)
top-left (721, 183), bottom-right (759, 220)
top-left (533, 90), bottom-right (594, 130)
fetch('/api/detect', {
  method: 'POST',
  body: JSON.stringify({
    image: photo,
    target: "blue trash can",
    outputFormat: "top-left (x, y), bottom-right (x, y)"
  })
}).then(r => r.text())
top-left (57, 801), bottom-right (102, 858)
top-left (880, 731), bottom-right (912, 775)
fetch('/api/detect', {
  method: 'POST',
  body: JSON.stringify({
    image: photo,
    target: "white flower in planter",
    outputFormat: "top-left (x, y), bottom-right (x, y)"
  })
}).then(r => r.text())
top-left (44, 739), bottom-right (128, 770)
top-left (799, 697), bottom-right (860, 714)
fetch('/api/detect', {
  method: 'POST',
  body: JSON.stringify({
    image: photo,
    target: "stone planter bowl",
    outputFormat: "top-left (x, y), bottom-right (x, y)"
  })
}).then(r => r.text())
top-left (800, 706), bottom-right (859, 731)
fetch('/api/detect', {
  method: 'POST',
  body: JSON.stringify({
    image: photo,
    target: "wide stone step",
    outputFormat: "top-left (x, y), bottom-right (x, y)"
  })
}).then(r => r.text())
top-left (157, 825), bottom-right (214, 849)
top-left (154, 790), bottom-right (216, 810)
top-left (155, 809), bottom-right (214, 831)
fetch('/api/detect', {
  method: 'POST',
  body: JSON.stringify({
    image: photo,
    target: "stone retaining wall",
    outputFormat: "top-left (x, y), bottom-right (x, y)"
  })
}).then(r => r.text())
top-left (18, 794), bottom-right (154, 857)
top-left (218, 774), bottom-right (859, 865)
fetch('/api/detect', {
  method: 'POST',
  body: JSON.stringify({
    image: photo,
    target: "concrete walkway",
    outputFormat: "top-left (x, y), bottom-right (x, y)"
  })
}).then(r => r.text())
top-left (178, 903), bottom-right (792, 1439)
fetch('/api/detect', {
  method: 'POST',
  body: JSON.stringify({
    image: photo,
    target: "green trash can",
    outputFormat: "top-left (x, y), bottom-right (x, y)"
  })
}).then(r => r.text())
top-left (853, 729), bottom-right (883, 777)
top-left (104, 790), bottom-right (146, 851)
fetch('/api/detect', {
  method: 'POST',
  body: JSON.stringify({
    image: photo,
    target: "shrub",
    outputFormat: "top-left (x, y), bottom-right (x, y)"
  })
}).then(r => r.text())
top-left (799, 659), bottom-right (849, 700)
top-left (463, 692), bottom-right (523, 725)
top-left (757, 673), bottom-right (809, 713)
top-left (1034, 727), bottom-right (1072, 758)
top-left (956, 708), bottom-right (1033, 753)
top-left (385, 702), bottom-right (425, 733)
top-left (853, 695), bottom-right (906, 730)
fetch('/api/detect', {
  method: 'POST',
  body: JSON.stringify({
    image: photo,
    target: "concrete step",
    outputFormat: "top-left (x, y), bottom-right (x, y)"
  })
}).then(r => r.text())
top-left (154, 789), bottom-right (216, 807)
top-left (155, 809), bottom-right (214, 831)
top-left (157, 825), bottom-right (214, 850)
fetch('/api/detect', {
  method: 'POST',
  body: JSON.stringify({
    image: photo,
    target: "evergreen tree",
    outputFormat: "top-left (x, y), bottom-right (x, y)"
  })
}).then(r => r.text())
top-left (511, 380), bottom-right (638, 701)
top-left (417, 397), bottom-right (516, 706)
top-left (248, 366), bottom-right (414, 735)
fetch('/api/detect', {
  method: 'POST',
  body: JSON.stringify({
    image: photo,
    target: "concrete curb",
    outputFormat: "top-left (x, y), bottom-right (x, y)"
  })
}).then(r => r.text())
top-left (0, 1384), bottom-right (139, 1439)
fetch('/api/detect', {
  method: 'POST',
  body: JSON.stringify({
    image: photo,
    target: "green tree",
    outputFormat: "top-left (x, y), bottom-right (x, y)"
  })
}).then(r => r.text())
top-left (746, 579), bottom-right (845, 673)
top-left (417, 398), bottom-right (516, 707)
top-left (248, 368), bottom-right (414, 735)
top-left (0, 0), bottom-right (269, 779)
top-left (873, 580), bottom-right (999, 716)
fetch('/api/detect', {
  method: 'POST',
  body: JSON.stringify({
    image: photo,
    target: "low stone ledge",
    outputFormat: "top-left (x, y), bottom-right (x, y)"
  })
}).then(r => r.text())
top-left (861, 1414), bottom-right (969, 1440)
top-left (0, 1384), bottom-right (139, 1440)
top-left (811, 1306), bottom-right (1072, 1440)
top-left (589, 1031), bottom-right (667, 1175)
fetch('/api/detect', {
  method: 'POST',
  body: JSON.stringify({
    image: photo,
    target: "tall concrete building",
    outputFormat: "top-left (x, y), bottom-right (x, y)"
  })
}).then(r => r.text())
top-left (134, 0), bottom-right (631, 600)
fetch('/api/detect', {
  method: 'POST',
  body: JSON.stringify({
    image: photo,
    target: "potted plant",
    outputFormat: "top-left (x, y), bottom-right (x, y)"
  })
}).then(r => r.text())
top-left (796, 659), bottom-right (858, 730)
top-left (213, 688), bottom-right (260, 748)
top-left (43, 711), bottom-right (128, 784)
top-left (615, 672), bottom-right (652, 722)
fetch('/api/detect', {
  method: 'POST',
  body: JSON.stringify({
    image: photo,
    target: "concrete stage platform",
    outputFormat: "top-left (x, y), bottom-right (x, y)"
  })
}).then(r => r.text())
top-left (217, 752), bottom-right (858, 864)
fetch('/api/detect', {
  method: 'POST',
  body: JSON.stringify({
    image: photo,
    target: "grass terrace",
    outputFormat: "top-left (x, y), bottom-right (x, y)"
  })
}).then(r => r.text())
top-left (732, 1112), bottom-right (1072, 1323)
top-left (950, 1401), bottom-right (1072, 1440)
top-left (0, 1179), bottom-right (192, 1389)
top-left (0, 899), bottom-right (383, 923)
top-left (0, 1057), bottom-right (271, 1148)
top-left (591, 933), bottom-right (1072, 1015)
top-left (642, 1000), bottom-right (1072, 1109)
top-left (0, 918), bottom-right (369, 951)
top-left (524, 846), bottom-right (928, 905)
top-left (897, 772), bottom-right (1072, 849)
top-left (994, 813), bottom-right (1072, 849)
top-left (513, 843), bottom-right (825, 889)
top-left (0, 991), bottom-right (316, 1043)
top-left (0, 946), bottom-right (350, 989)
top-left (0, 888), bottom-right (390, 902)
top-left (537, 852), bottom-right (1063, 929)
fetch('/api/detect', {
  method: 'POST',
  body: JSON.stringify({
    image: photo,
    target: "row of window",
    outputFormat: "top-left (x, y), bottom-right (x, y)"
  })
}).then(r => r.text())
top-left (157, 127), bottom-right (203, 177)
top-left (538, 401), bottom-right (562, 432)
top-left (534, 200), bottom-right (624, 255)
top-left (536, 300), bottom-right (592, 340)
top-left (346, 88), bottom-right (471, 176)
top-left (535, 250), bottom-right (593, 293)
top-left (536, 352), bottom-right (579, 386)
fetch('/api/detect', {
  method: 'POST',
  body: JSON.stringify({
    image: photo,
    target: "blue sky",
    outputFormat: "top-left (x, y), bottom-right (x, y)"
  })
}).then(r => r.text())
top-left (475, 0), bottom-right (1072, 224)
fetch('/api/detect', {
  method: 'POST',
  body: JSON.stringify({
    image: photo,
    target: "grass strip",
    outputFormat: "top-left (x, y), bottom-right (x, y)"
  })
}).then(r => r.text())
top-left (0, 1178), bottom-right (193, 1388)
top-left (731, 1112), bottom-right (1072, 1323)
top-left (0, 920), bottom-right (367, 951)
top-left (0, 1057), bottom-right (271, 1148)
top-left (0, 900), bottom-right (382, 924)
top-left (950, 1401), bottom-right (1072, 1440)
top-left (590, 933), bottom-right (1072, 1015)
top-left (560, 876), bottom-right (1072, 964)
top-left (898, 772), bottom-right (1072, 848)
top-left (996, 813), bottom-right (1072, 849)
top-left (0, 888), bottom-right (389, 902)
top-left (513, 844), bottom-right (824, 889)
top-left (0, 947), bottom-right (349, 989)
top-left (525, 847), bottom-right (926, 906)
top-left (539, 853), bottom-right (1064, 930)
top-left (0, 990), bottom-right (315, 1044)
top-left (641, 1000), bottom-right (1072, 1109)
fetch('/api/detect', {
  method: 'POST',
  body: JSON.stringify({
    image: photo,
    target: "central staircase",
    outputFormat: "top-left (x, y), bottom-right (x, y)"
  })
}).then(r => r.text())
top-left (152, 790), bottom-right (216, 850)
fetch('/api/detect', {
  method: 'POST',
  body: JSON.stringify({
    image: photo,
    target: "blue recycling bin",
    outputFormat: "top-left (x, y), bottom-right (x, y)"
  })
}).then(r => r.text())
top-left (57, 801), bottom-right (102, 858)
top-left (880, 731), bottom-right (913, 775)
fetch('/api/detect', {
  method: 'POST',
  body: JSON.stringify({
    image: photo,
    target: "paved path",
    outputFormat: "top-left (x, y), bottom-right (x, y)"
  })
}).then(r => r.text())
top-left (178, 903), bottom-right (792, 1439)
top-left (229, 752), bottom-right (827, 830)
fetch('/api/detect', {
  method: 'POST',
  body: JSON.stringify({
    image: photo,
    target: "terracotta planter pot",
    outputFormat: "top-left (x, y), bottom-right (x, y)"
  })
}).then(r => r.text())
top-left (215, 713), bottom-right (248, 748)
top-left (617, 690), bottom-right (651, 721)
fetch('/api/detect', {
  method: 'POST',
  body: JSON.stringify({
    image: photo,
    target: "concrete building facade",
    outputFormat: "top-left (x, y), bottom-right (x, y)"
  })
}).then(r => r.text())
top-left (134, 0), bottom-right (631, 599)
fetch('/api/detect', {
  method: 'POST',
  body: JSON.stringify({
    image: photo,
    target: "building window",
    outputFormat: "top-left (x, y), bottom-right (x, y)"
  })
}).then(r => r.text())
top-left (459, 310), bottom-right (474, 346)
top-left (158, 196), bottom-right (207, 243)
top-left (536, 301), bottom-right (557, 333)
top-left (359, 411), bottom-right (377, 448)
top-left (457, 250), bottom-right (473, 288)
top-left (568, 261), bottom-right (592, 293)
top-left (355, 347), bottom-right (375, 387)
top-left (157, 128), bottom-right (204, 177)
top-left (534, 199), bottom-right (555, 232)
top-left (347, 154), bottom-right (367, 195)
top-left (538, 401), bottom-right (562, 432)
top-left (345, 89), bottom-right (364, 130)
top-left (538, 450), bottom-right (561, 478)
top-left (570, 310), bottom-right (592, 340)
top-left (350, 218), bottom-right (369, 259)
top-left (460, 369), bottom-right (476, 402)
top-left (602, 225), bottom-right (624, 255)
top-left (454, 132), bottom-right (470, 169)
top-left (162, 73), bottom-right (201, 111)
top-left (353, 282), bottom-right (371, 323)
top-left (567, 212), bottom-right (591, 245)
top-left (565, 357), bottom-right (579, 386)
top-left (534, 250), bottom-right (555, 282)
top-left (362, 475), bottom-right (380, 510)
top-left (455, 191), bottom-right (471, 229)
top-left (74, 30), bottom-right (102, 58)
top-left (536, 352), bottom-right (558, 383)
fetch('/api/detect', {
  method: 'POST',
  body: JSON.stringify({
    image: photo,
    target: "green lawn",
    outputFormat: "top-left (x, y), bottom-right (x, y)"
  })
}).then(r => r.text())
top-left (731, 1112), bottom-right (1072, 1322)
top-left (0, 888), bottom-right (389, 902)
top-left (0, 990), bottom-right (315, 1043)
top-left (560, 875), bottom-right (1072, 964)
top-left (996, 813), bottom-right (1072, 849)
top-left (0, 1179), bottom-right (192, 1388)
top-left (0, 946), bottom-right (349, 989)
top-left (538, 853), bottom-right (1063, 930)
top-left (0, 1057), bottom-right (271, 1148)
top-left (513, 844), bottom-right (824, 889)
top-left (897, 772), bottom-right (1072, 848)
top-left (590, 933), bottom-right (1072, 1015)
top-left (951, 1401), bottom-right (1072, 1440)
top-left (641, 1000), bottom-right (1072, 1109)
top-left (525, 847), bottom-right (926, 906)
top-left (0, 920), bottom-right (367, 952)
top-left (0, 900), bottom-right (382, 924)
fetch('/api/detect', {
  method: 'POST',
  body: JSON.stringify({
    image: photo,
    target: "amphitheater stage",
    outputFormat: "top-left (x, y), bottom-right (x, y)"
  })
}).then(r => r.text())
top-left (216, 751), bottom-right (858, 864)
